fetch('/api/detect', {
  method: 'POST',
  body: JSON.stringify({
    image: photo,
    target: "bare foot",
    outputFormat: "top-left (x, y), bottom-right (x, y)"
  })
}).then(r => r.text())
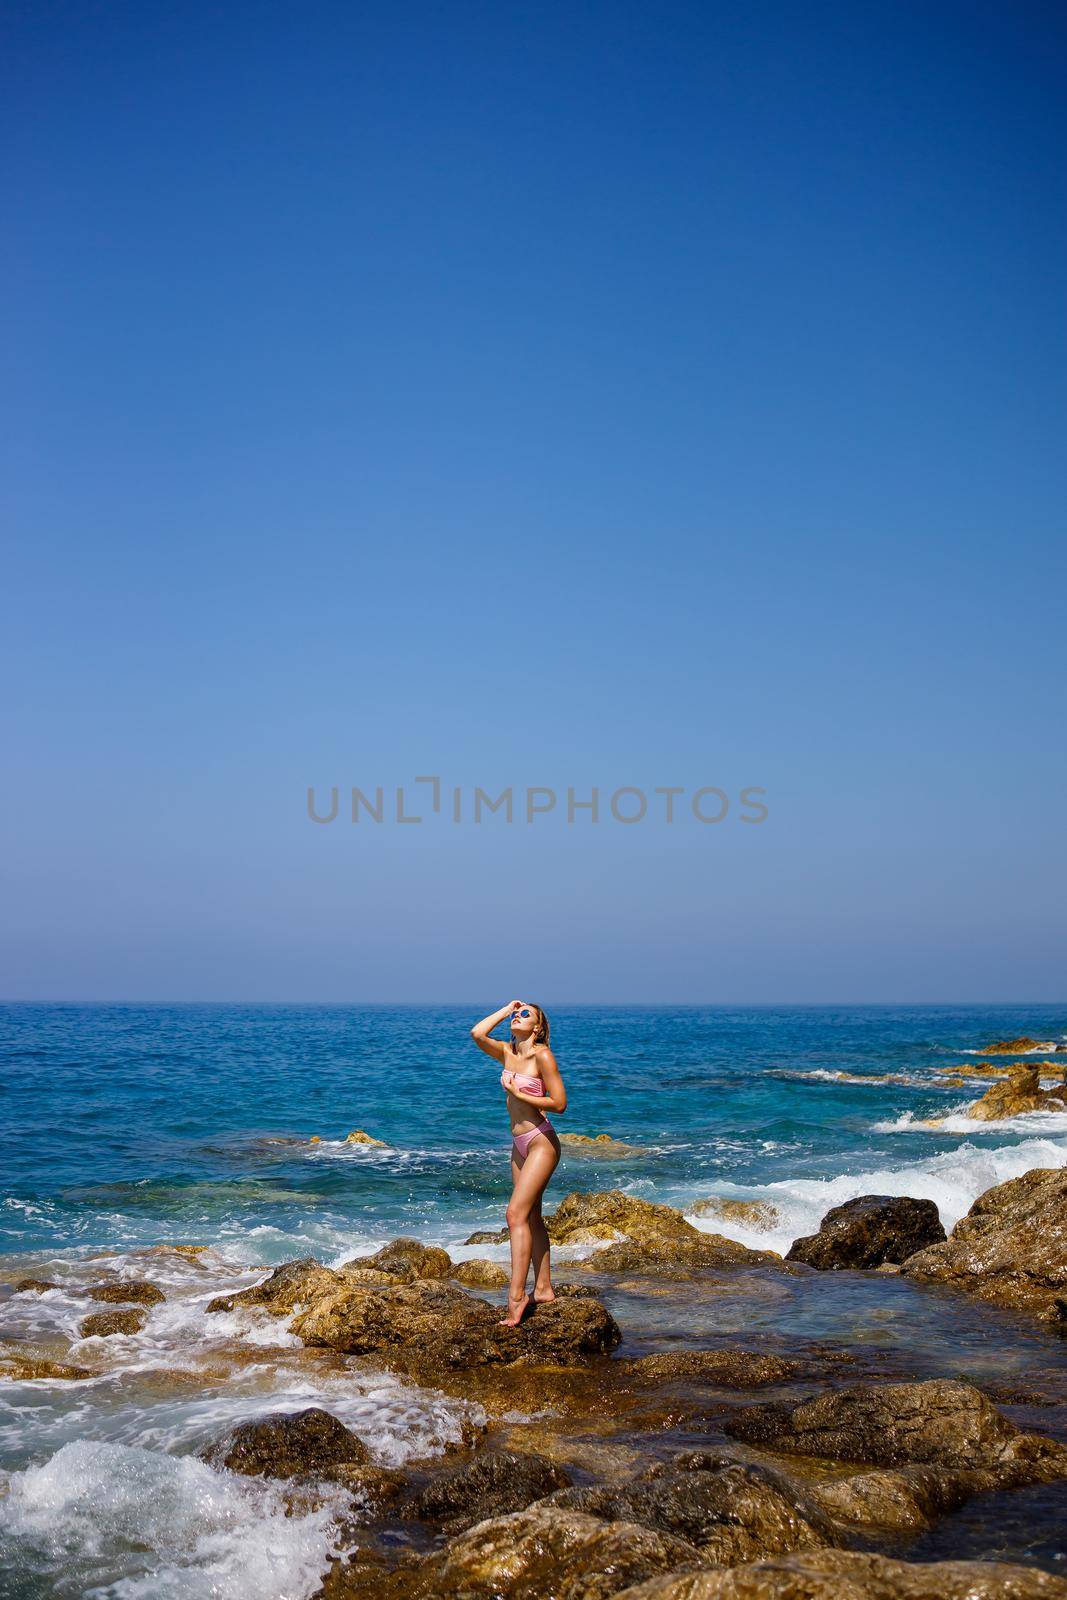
top-left (532, 1287), bottom-right (555, 1303)
top-left (498, 1291), bottom-right (530, 1326)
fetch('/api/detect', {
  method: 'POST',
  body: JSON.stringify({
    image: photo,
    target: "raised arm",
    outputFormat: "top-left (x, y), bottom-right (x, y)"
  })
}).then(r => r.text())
top-left (470, 1001), bottom-right (518, 1063)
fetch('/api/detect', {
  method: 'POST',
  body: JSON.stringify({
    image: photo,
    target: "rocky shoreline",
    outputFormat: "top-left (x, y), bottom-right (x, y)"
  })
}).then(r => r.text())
top-left (5, 1170), bottom-right (1065, 1598)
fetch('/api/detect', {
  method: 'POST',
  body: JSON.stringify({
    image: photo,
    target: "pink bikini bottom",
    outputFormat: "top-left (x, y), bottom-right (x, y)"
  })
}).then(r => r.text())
top-left (512, 1117), bottom-right (553, 1159)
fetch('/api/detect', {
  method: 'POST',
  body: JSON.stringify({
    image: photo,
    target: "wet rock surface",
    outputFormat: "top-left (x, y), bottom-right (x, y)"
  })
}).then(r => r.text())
top-left (292, 1277), bottom-right (621, 1374)
top-left (902, 1168), bottom-right (1067, 1326)
top-left (348, 1237), bottom-right (453, 1280)
top-left (544, 1457), bottom-right (840, 1566)
top-left (614, 1550), bottom-right (1067, 1599)
top-left (549, 1191), bottom-right (779, 1273)
top-left (687, 1199), bottom-right (781, 1232)
top-left (79, 1307), bottom-right (148, 1337)
top-left (785, 1196), bottom-right (945, 1270)
top-left (807, 1464), bottom-right (995, 1530)
top-left (0, 1350), bottom-right (95, 1380)
top-left (404, 1447), bottom-right (571, 1532)
top-left (451, 1258), bottom-right (510, 1288)
top-left (979, 1038), bottom-right (1058, 1056)
top-left (622, 1349), bottom-right (803, 1387)
top-left (968, 1068), bottom-right (1067, 1122)
top-left (201, 1406), bottom-right (370, 1478)
top-left (205, 1256), bottom-right (345, 1315)
top-left (724, 1380), bottom-right (1067, 1478)
top-left (85, 1279), bottom-right (166, 1305)
top-left (14, 1278), bottom-right (58, 1293)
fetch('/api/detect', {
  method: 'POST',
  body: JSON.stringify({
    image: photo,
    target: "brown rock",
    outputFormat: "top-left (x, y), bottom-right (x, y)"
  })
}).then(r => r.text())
top-left (346, 1237), bottom-right (453, 1280)
top-left (545, 1459), bottom-right (839, 1567)
top-left (205, 1257), bottom-right (344, 1316)
top-left (451, 1258), bottom-right (509, 1288)
top-left (614, 1550), bottom-right (1067, 1599)
top-left (0, 1352), bottom-right (94, 1380)
top-left (14, 1279), bottom-right (58, 1294)
top-left (967, 1067), bottom-right (1067, 1121)
top-left (405, 1448), bottom-right (571, 1533)
top-left (902, 1168), bottom-right (1067, 1325)
top-left (464, 1228), bottom-right (508, 1245)
top-left (623, 1349), bottom-right (802, 1387)
top-left (547, 1189), bottom-right (779, 1274)
top-left (559, 1132), bottom-right (642, 1156)
top-left (86, 1280), bottom-right (166, 1305)
top-left (724, 1379), bottom-right (1067, 1478)
top-left (785, 1196), bottom-right (945, 1270)
top-left (344, 1129), bottom-right (388, 1146)
top-left (979, 1037), bottom-right (1057, 1055)
top-left (807, 1464), bottom-right (994, 1530)
top-left (292, 1278), bottom-right (620, 1375)
top-left (687, 1199), bottom-right (781, 1232)
top-left (423, 1506), bottom-right (705, 1600)
top-left (200, 1407), bottom-right (370, 1479)
top-left (79, 1308), bottom-right (148, 1337)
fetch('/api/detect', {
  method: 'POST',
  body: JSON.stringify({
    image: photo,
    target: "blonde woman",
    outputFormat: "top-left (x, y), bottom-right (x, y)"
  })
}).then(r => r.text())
top-left (470, 1000), bottom-right (567, 1325)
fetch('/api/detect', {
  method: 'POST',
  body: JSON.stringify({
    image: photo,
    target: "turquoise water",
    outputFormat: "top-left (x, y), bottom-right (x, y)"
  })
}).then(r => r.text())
top-left (3, 1003), bottom-right (1067, 1262)
top-left (2, 1004), bottom-right (1067, 1597)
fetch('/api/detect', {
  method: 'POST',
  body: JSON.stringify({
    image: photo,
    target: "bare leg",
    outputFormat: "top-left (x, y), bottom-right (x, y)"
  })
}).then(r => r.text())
top-left (502, 1138), bottom-right (560, 1326)
top-left (530, 1198), bottom-right (554, 1302)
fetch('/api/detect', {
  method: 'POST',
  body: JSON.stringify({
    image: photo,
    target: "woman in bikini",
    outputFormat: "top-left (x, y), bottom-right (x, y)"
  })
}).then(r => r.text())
top-left (470, 1000), bottom-right (567, 1326)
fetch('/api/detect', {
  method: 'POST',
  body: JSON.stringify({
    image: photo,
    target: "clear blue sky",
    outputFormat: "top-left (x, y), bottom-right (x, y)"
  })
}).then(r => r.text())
top-left (3, 1), bottom-right (1064, 1002)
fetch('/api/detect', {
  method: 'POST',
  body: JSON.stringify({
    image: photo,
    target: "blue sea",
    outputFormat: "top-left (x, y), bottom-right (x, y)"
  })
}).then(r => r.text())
top-left (2, 1003), bottom-right (1066, 1598)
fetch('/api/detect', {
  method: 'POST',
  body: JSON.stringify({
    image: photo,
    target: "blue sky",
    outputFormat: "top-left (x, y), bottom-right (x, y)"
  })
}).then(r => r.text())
top-left (2, 0), bottom-right (1065, 1002)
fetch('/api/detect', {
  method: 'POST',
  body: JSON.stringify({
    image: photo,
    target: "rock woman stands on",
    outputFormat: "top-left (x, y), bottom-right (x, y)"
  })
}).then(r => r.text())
top-left (470, 1001), bottom-right (567, 1326)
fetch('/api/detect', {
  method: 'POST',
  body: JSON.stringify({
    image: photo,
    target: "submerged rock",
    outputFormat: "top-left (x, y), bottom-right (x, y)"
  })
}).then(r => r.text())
top-left (622, 1349), bottom-right (802, 1387)
top-left (614, 1550), bottom-right (1067, 1599)
top-left (79, 1307), bottom-right (147, 1337)
top-left (406, 1448), bottom-right (571, 1533)
top-left (205, 1257), bottom-right (344, 1315)
top-left (967, 1067), bottom-right (1067, 1121)
top-left (86, 1279), bottom-right (166, 1305)
top-left (785, 1196), bottom-right (945, 1270)
top-left (544, 1459), bottom-right (839, 1567)
top-left (902, 1167), bottom-right (1067, 1326)
top-left (451, 1258), bottom-right (509, 1288)
top-left (14, 1279), bottom-right (58, 1294)
top-left (346, 1237), bottom-right (453, 1281)
top-left (201, 1406), bottom-right (370, 1478)
top-left (724, 1379), bottom-right (1067, 1478)
top-left (292, 1277), bottom-right (620, 1375)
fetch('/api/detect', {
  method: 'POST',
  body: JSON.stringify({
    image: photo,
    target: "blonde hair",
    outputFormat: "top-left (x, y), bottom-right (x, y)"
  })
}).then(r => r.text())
top-left (529, 1004), bottom-right (550, 1047)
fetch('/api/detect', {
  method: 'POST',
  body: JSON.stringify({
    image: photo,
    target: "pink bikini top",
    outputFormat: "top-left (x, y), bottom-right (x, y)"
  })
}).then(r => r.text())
top-left (510, 1074), bottom-right (544, 1095)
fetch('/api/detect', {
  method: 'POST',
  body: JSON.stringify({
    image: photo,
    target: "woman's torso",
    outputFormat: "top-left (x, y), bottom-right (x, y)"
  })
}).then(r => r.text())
top-left (502, 1043), bottom-right (554, 1135)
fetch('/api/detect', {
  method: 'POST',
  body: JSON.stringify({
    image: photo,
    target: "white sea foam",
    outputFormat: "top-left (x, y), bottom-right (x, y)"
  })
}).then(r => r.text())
top-left (0, 1439), bottom-right (349, 1600)
top-left (684, 1134), bottom-right (1067, 1255)
top-left (873, 1107), bottom-right (1067, 1137)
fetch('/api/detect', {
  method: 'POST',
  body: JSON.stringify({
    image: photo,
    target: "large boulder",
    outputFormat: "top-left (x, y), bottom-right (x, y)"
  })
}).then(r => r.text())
top-left (405, 1448), bottom-right (571, 1533)
top-left (345, 1238), bottom-right (453, 1281)
top-left (614, 1550), bottom-right (1067, 1599)
top-left (200, 1407), bottom-right (369, 1478)
top-left (558, 1133), bottom-right (643, 1156)
top-left (451, 1258), bottom-right (509, 1288)
top-left (543, 1459), bottom-right (839, 1567)
top-left (205, 1257), bottom-right (344, 1316)
top-left (967, 1068), bottom-right (1067, 1121)
top-left (785, 1196), bottom-right (945, 1270)
top-left (547, 1190), bottom-right (780, 1273)
top-left (687, 1199), bottom-right (781, 1232)
top-left (724, 1379), bottom-right (1067, 1479)
top-left (292, 1277), bottom-right (620, 1375)
top-left (807, 1463), bottom-right (994, 1531)
top-left (902, 1168), bottom-right (1067, 1326)
top-left (419, 1505), bottom-right (705, 1600)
